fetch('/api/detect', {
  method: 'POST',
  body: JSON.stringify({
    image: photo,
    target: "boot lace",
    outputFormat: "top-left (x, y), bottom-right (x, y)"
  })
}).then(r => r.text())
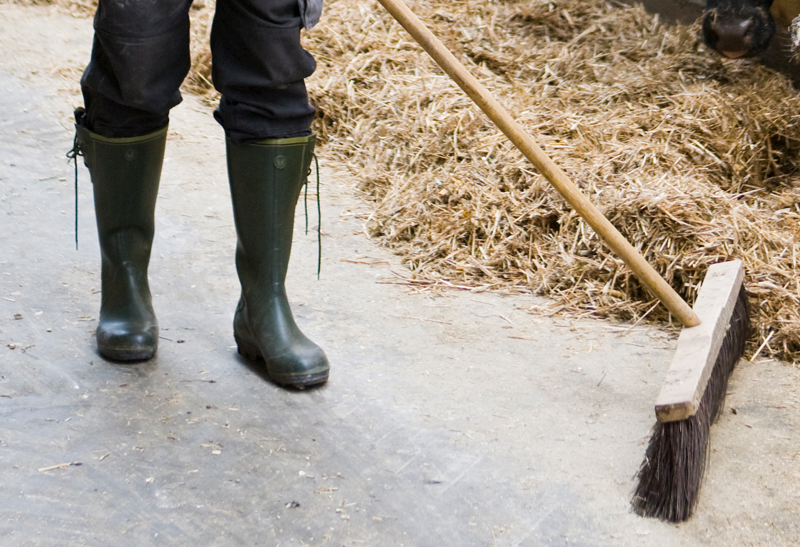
top-left (66, 132), bottom-right (83, 250)
top-left (304, 153), bottom-right (322, 279)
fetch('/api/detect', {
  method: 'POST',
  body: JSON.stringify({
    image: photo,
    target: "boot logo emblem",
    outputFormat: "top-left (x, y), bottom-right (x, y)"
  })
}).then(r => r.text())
top-left (274, 155), bottom-right (287, 169)
top-left (124, 149), bottom-right (137, 161)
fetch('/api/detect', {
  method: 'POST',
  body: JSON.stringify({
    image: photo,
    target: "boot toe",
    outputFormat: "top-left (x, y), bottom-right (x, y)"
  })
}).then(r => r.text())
top-left (266, 345), bottom-right (330, 388)
top-left (97, 322), bottom-right (158, 361)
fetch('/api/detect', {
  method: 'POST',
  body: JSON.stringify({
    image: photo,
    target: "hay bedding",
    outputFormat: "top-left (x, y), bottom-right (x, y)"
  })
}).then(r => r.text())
top-left (16, 0), bottom-right (800, 362)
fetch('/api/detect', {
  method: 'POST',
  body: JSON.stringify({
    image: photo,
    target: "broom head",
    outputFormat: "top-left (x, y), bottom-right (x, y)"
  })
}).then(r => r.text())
top-left (632, 260), bottom-right (750, 522)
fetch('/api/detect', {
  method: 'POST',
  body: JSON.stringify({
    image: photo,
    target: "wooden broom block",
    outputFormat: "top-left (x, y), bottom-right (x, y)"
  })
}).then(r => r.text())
top-left (655, 260), bottom-right (745, 422)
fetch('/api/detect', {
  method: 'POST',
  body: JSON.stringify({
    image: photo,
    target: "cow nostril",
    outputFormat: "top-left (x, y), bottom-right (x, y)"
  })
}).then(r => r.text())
top-left (708, 16), bottom-right (756, 56)
top-left (710, 17), bottom-right (755, 42)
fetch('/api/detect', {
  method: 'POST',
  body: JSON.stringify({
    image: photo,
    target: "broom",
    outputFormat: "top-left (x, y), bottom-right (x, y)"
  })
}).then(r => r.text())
top-left (632, 260), bottom-right (750, 521)
top-left (374, 0), bottom-right (751, 522)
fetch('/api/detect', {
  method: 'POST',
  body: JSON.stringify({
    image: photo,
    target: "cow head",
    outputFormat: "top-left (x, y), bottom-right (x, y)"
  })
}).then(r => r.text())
top-left (702, 0), bottom-right (776, 58)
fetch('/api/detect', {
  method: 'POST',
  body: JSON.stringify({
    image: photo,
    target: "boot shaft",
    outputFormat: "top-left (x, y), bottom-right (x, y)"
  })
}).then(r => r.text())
top-left (226, 135), bottom-right (316, 290)
top-left (75, 123), bottom-right (167, 242)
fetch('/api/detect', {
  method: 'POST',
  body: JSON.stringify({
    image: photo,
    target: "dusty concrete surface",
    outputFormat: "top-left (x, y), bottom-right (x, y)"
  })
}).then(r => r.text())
top-left (1, 4), bottom-right (799, 546)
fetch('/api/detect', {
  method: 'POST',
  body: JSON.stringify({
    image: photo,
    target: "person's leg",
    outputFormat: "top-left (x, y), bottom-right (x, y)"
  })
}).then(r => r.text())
top-left (212, 0), bottom-right (329, 387)
top-left (211, 0), bottom-right (317, 141)
top-left (75, 0), bottom-right (192, 360)
top-left (81, 0), bottom-right (193, 137)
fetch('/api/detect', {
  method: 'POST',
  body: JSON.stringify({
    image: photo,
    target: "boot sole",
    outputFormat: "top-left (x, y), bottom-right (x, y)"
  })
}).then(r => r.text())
top-left (98, 346), bottom-right (156, 362)
top-left (234, 335), bottom-right (329, 389)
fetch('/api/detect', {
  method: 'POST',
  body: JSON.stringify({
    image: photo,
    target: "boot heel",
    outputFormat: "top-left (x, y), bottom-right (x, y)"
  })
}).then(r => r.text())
top-left (234, 335), bottom-right (263, 362)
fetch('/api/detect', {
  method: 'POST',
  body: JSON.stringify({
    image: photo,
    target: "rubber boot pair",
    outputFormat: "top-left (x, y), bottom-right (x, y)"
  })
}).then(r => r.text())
top-left (74, 113), bottom-right (328, 387)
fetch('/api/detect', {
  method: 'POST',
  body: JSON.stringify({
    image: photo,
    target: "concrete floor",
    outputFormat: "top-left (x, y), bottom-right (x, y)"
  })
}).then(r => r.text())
top-left (1, 5), bottom-right (799, 546)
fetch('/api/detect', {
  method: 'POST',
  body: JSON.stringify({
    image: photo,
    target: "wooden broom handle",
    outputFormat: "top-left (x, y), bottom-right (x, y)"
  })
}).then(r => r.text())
top-left (376, 0), bottom-right (700, 328)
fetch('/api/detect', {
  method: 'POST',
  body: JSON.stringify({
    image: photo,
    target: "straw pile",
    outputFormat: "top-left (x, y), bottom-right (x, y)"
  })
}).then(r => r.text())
top-left (22, 0), bottom-right (800, 362)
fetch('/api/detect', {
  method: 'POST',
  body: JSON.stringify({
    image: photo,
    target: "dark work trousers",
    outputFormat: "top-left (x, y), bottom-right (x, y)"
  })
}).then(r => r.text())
top-left (80, 0), bottom-right (318, 142)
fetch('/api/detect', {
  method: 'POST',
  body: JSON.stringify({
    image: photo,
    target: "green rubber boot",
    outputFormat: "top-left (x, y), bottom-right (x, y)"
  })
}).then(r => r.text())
top-left (227, 135), bottom-right (329, 388)
top-left (74, 112), bottom-right (165, 361)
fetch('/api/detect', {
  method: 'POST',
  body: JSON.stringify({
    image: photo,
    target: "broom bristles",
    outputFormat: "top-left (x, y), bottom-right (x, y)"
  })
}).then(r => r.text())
top-left (632, 287), bottom-right (750, 522)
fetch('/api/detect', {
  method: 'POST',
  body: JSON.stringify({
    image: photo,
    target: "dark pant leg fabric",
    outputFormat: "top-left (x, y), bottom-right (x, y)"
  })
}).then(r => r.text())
top-left (81, 0), bottom-right (193, 138)
top-left (211, 0), bottom-right (318, 142)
